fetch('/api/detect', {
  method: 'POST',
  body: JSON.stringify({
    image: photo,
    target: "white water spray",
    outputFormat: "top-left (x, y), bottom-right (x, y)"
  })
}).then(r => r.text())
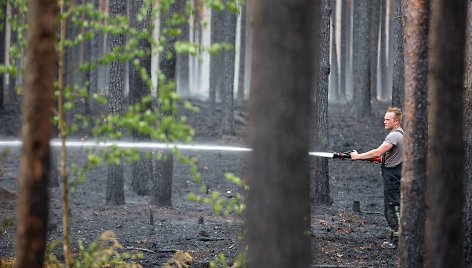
top-left (0, 139), bottom-right (252, 152)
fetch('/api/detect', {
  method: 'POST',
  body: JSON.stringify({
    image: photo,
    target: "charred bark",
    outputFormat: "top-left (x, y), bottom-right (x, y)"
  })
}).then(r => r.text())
top-left (398, 1), bottom-right (429, 267)
top-left (427, 1), bottom-right (467, 267)
top-left (391, 0), bottom-right (405, 110)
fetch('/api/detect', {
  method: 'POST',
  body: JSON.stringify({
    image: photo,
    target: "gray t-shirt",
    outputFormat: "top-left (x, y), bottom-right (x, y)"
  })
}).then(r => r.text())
top-left (383, 128), bottom-right (404, 167)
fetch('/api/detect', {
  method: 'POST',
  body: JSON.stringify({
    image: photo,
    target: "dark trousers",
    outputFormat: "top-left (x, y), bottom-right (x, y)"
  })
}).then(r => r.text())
top-left (381, 166), bottom-right (401, 232)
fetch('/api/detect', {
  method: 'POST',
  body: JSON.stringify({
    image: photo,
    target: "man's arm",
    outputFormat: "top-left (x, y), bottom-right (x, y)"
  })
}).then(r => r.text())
top-left (350, 142), bottom-right (393, 160)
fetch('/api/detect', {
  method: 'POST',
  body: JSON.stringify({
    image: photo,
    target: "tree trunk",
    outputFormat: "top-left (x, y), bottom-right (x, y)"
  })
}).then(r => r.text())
top-left (463, 1), bottom-right (472, 266)
top-left (351, 0), bottom-right (371, 117)
top-left (219, 6), bottom-right (237, 135)
top-left (369, 0), bottom-right (380, 102)
top-left (379, 0), bottom-right (389, 100)
top-left (176, 0), bottom-right (190, 97)
top-left (391, 0), bottom-right (405, 109)
top-left (427, 1), bottom-right (467, 267)
top-left (129, 0), bottom-right (152, 196)
top-left (106, 0), bottom-right (126, 206)
top-left (339, 0), bottom-right (350, 103)
top-left (0, 2), bottom-right (5, 111)
top-left (329, 0), bottom-right (339, 102)
top-left (236, 4), bottom-right (247, 101)
top-left (311, 0), bottom-right (331, 206)
top-left (208, 8), bottom-right (224, 127)
top-left (398, 1), bottom-right (429, 267)
top-left (15, 0), bottom-right (57, 266)
top-left (88, 0), bottom-right (101, 114)
top-left (151, 150), bottom-right (173, 206)
top-left (246, 1), bottom-right (318, 266)
top-left (151, 1), bottom-right (179, 207)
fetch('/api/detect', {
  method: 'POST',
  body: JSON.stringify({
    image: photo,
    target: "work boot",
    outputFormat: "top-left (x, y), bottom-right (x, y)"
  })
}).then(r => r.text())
top-left (381, 230), bottom-right (398, 249)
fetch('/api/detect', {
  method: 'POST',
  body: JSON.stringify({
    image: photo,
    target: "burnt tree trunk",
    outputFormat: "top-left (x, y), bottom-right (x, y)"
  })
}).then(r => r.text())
top-left (369, 0), bottom-right (380, 101)
top-left (106, 0), bottom-right (126, 206)
top-left (329, 0), bottom-right (339, 102)
top-left (236, 4), bottom-right (247, 102)
top-left (208, 8), bottom-right (224, 127)
top-left (129, 0), bottom-right (152, 196)
top-left (351, 0), bottom-right (371, 117)
top-left (246, 1), bottom-right (318, 266)
top-left (219, 5), bottom-right (237, 135)
top-left (150, 1), bottom-right (179, 207)
top-left (463, 1), bottom-right (472, 266)
top-left (427, 1), bottom-right (467, 267)
top-left (176, 0), bottom-right (190, 97)
top-left (339, 0), bottom-right (350, 103)
top-left (391, 0), bottom-right (405, 109)
top-left (379, 0), bottom-right (389, 100)
top-left (311, 0), bottom-right (331, 206)
top-left (15, 0), bottom-right (57, 266)
top-left (398, 1), bottom-right (429, 267)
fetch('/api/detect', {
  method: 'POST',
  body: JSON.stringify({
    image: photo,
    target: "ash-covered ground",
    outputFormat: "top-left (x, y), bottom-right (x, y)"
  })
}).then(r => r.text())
top-left (0, 99), bottom-right (397, 267)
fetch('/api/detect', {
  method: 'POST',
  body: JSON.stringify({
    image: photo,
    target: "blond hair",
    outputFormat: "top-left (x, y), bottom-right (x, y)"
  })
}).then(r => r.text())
top-left (387, 107), bottom-right (402, 123)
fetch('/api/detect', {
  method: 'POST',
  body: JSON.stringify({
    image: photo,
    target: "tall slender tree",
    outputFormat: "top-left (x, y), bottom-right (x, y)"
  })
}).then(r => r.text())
top-left (398, 1), bottom-right (429, 267)
top-left (208, 7), bottom-right (224, 127)
top-left (246, 0), bottom-right (318, 266)
top-left (236, 4), bottom-right (247, 102)
top-left (15, 0), bottom-right (57, 266)
top-left (463, 1), bottom-right (472, 266)
top-left (329, 0), bottom-right (339, 102)
top-left (391, 0), bottom-right (405, 109)
top-left (0, 2), bottom-right (5, 111)
top-left (369, 0), bottom-right (380, 102)
top-left (351, 0), bottom-right (371, 117)
top-left (311, 0), bottom-right (331, 206)
top-left (106, 0), bottom-right (126, 206)
top-left (379, 0), bottom-right (389, 100)
top-left (339, 0), bottom-right (350, 102)
top-left (129, 0), bottom-right (152, 196)
top-left (151, 0), bottom-right (179, 207)
top-left (176, 0), bottom-right (190, 96)
top-left (427, 1), bottom-right (467, 267)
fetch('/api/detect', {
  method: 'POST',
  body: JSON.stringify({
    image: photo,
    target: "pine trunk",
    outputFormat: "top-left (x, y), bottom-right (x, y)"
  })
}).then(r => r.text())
top-left (391, 0), bottom-right (405, 109)
top-left (427, 1), bottom-right (467, 267)
top-left (398, 1), bottom-right (429, 267)
top-left (15, 0), bottom-right (57, 266)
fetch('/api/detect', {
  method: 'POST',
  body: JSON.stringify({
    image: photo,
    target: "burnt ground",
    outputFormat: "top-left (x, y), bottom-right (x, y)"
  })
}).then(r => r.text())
top-left (0, 99), bottom-right (397, 267)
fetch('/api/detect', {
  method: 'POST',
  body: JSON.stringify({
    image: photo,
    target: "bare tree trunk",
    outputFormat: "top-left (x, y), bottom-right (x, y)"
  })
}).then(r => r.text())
top-left (176, 0), bottom-right (190, 97)
top-left (311, 0), bottom-right (331, 206)
top-left (398, 1), bottom-right (429, 267)
top-left (0, 2), bottom-right (5, 111)
top-left (463, 1), bottom-right (472, 266)
top-left (391, 0), bottom-right (405, 109)
top-left (236, 5), bottom-right (247, 102)
top-left (379, 0), bottom-right (389, 100)
top-left (220, 6), bottom-right (237, 135)
top-left (106, 0), bottom-right (126, 206)
top-left (427, 1), bottom-right (467, 267)
top-left (208, 9), bottom-right (224, 127)
top-left (369, 0), bottom-right (380, 102)
top-left (339, 0), bottom-right (350, 103)
top-left (129, 0), bottom-right (152, 196)
top-left (246, 1), bottom-right (318, 266)
top-left (15, 0), bottom-right (57, 267)
top-left (351, 0), bottom-right (371, 117)
top-left (329, 0), bottom-right (339, 102)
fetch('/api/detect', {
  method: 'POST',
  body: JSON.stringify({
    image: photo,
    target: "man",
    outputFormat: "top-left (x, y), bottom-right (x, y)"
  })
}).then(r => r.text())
top-left (350, 107), bottom-right (404, 249)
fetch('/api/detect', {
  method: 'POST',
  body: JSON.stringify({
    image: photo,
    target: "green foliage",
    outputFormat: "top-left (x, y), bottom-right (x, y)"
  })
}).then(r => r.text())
top-left (45, 231), bottom-right (143, 268)
top-left (0, 217), bottom-right (13, 236)
top-left (163, 251), bottom-right (193, 268)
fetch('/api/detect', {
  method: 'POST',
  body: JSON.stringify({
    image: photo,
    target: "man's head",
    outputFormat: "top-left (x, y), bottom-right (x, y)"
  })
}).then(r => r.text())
top-left (384, 107), bottom-right (402, 130)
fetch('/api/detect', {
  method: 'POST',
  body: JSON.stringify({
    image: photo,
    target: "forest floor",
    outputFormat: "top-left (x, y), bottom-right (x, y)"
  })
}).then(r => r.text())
top-left (0, 99), bottom-right (397, 267)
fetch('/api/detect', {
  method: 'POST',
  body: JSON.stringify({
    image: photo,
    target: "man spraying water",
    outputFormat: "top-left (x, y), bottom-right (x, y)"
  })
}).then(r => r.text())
top-left (350, 107), bottom-right (404, 249)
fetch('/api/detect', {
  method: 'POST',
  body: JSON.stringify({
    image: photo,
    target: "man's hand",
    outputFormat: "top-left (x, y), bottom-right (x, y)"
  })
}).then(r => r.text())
top-left (350, 150), bottom-right (360, 160)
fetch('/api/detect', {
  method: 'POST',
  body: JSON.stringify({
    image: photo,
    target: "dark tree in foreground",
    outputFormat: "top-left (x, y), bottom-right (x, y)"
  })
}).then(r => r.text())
top-left (311, 0), bottom-right (330, 206)
top-left (129, 0), bottom-right (152, 196)
top-left (398, 1), bottom-right (429, 267)
top-left (246, 0), bottom-right (318, 266)
top-left (391, 0), bottom-right (405, 109)
top-left (15, 0), bottom-right (57, 266)
top-left (106, 0), bottom-right (126, 206)
top-left (464, 1), bottom-right (472, 265)
top-left (351, 0), bottom-right (371, 117)
top-left (427, 1), bottom-right (467, 267)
